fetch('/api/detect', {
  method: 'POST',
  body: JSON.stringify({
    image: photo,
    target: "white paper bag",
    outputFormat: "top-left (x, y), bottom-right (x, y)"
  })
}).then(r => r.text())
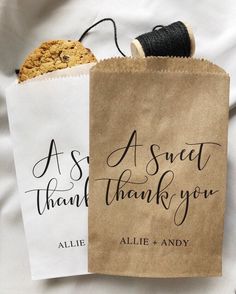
top-left (6, 64), bottom-right (94, 280)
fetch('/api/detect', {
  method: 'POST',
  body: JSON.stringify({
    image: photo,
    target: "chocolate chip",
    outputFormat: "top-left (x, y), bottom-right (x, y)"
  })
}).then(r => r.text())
top-left (62, 55), bottom-right (70, 62)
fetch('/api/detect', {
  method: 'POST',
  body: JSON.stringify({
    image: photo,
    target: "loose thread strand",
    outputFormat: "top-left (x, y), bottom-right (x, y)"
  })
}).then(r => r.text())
top-left (79, 18), bottom-right (126, 57)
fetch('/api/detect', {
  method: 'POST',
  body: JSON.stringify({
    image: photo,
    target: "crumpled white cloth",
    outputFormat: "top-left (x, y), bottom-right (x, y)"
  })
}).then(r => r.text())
top-left (0, 0), bottom-right (235, 293)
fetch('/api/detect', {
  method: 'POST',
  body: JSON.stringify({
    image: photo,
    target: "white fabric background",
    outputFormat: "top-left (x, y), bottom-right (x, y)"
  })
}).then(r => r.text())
top-left (0, 0), bottom-right (235, 293)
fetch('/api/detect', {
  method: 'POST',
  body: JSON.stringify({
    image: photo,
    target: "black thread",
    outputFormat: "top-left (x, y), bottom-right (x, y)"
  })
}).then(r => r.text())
top-left (136, 21), bottom-right (191, 57)
top-left (152, 25), bottom-right (164, 31)
top-left (79, 18), bottom-right (126, 57)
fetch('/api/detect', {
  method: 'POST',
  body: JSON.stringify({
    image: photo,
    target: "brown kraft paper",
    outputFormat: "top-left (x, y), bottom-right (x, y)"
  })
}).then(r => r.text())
top-left (89, 57), bottom-right (230, 277)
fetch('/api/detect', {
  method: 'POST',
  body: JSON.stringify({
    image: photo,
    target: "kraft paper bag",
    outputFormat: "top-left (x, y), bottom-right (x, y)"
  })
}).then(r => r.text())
top-left (89, 57), bottom-right (229, 277)
top-left (6, 63), bottom-right (95, 280)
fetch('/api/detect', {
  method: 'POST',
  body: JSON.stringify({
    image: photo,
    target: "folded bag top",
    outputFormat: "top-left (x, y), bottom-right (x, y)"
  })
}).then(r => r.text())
top-left (88, 57), bottom-right (229, 278)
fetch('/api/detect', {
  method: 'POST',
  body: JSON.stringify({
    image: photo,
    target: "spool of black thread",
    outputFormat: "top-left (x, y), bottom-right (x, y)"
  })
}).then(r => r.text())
top-left (131, 21), bottom-right (195, 58)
